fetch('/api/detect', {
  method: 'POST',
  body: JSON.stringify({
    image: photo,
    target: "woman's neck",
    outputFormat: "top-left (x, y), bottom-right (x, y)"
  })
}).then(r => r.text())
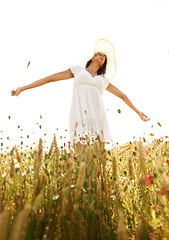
top-left (86, 61), bottom-right (100, 76)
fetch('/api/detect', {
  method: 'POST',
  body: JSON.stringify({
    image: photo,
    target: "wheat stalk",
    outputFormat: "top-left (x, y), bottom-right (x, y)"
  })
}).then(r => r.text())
top-left (112, 155), bottom-right (117, 180)
top-left (9, 203), bottom-right (31, 240)
top-left (0, 205), bottom-right (10, 240)
top-left (137, 139), bottom-right (146, 175)
top-left (74, 161), bottom-right (86, 202)
top-left (34, 138), bottom-right (43, 181)
top-left (117, 209), bottom-right (129, 240)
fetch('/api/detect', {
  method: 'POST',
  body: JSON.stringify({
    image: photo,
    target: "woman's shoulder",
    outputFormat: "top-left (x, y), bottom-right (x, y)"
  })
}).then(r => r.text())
top-left (102, 76), bottom-right (110, 88)
top-left (101, 75), bottom-right (109, 82)
top-left (70, 65), bottom-right (84, 76)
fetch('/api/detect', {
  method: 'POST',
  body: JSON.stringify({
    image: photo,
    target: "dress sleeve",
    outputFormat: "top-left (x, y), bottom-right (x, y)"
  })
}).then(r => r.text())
top-left (70, 66), bottom-right (82, 77)
top-left (103, 77), bottom-right (110, 89)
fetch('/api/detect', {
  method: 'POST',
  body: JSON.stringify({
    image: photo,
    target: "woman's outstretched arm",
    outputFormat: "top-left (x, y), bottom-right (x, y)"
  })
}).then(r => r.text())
top-left (106, 83), bottom-right (150, 122)
top-left (11, 68), bottom-right (74, 96)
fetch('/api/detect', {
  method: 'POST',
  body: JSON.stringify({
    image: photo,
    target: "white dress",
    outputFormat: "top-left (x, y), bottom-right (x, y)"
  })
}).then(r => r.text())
top-left (69, 66), bottom-right (114, 145)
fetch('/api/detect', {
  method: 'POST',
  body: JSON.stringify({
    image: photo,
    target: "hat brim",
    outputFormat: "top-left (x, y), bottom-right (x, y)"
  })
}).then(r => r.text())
top-left (94, 39), bottom-right (117, 80)
top-left (79, 39), bottom-right (117, 80)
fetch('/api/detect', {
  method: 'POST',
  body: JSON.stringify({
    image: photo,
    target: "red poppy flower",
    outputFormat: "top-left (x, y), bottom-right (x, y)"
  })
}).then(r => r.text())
top-left (156, 187), bottom-right (165, 196)
top-left (125, 163), bottom-right (128, 169)
top-left (109, 181), bottom-right (114, 185)
top-left (144, 173), bottom-right (153, 186)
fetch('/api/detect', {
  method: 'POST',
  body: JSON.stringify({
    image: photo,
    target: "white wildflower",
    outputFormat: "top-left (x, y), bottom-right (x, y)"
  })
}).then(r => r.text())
top-left (15, 163), bottom-right (20, 168)
top-left (13, 158), bottom-right (17, 164)
top-left (110, 195), bottom-right (116, 200)
top-left (21, 171), bottom-right (26, 176)
top-left (53, 195), bottom-right (59, 200)
top-left (82, 188), bottom-right (87, 193)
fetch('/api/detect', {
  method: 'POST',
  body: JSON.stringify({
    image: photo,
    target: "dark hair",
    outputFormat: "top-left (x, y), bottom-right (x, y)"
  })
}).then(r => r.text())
top-left (85, 55), bottom-right (107, 76)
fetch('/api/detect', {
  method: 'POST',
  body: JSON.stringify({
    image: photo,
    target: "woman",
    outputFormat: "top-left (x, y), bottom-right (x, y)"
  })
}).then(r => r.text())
top-left (11, 39), bottom-right (150, 149)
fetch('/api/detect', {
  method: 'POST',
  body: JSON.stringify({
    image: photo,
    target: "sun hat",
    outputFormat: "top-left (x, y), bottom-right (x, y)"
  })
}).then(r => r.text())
top-left (94, 39), bottom-right (117, 80)
top-left (79, 38), bottom-right (117, 80)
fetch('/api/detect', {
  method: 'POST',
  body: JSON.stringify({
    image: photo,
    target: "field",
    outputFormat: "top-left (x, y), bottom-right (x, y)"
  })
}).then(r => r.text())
top-left (0, 134), bottom-right (169, 240)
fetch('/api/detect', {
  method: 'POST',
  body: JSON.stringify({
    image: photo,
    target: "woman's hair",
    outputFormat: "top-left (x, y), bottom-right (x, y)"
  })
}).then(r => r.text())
top-left (85, 55), bottom-right (107, 76)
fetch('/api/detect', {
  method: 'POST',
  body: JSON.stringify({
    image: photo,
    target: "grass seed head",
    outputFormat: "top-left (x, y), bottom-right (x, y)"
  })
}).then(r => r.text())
top-left (112, 155), bottom-right (117, 180)
top-left (9, 203), bottom-right (31, 240)
top-left (117, 209), bottom-right (129, 240)
top-left (137, 139), bottom-right (146, 174)
top-left (75, 161), bottom-right (86, 200)
top-left (32, 191), bottom-right (43, 212)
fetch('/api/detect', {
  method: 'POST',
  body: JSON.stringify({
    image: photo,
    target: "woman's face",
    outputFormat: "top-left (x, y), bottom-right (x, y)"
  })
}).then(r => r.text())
top-left (92, 52), bottom-right (106, 66)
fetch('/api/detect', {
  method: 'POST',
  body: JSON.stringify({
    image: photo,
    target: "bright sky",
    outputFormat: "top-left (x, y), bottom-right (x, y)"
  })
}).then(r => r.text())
top-left (0, 0), bottom-right (169, 150)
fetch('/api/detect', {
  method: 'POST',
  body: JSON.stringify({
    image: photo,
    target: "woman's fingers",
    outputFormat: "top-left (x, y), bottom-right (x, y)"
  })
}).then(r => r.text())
top-left (11, 88), bottom-right (21, 96)
top-left (143, 114), bottom-right (150, 121)
top-left (140, 112), bottom-right (150, 122)
top-left (11, 90), bottom-right (16, 96)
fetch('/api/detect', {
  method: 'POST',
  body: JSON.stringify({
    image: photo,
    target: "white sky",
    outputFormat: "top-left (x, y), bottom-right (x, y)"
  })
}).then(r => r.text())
top-left (0, 0), bottom-right (169, 150)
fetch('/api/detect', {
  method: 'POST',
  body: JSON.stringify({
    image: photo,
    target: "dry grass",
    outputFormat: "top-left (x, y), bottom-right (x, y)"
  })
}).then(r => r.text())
top-left (0, 135), bottom-right (169, 239)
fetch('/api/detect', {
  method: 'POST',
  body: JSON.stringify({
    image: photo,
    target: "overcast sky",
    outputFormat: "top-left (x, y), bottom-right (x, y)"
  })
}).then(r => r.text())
top-left (0, 0), bottom-right (169, 150)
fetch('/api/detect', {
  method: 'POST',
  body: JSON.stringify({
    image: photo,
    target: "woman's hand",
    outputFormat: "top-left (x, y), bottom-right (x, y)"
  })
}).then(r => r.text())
top-left (138, 111), bottom-right (150, 122)
top-left (11, 87), bottom-right (22, 96)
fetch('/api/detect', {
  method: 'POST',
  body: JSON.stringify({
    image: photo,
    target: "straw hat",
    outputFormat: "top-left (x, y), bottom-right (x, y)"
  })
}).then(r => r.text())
top-left (79, 39), bottom-right (117, 80)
